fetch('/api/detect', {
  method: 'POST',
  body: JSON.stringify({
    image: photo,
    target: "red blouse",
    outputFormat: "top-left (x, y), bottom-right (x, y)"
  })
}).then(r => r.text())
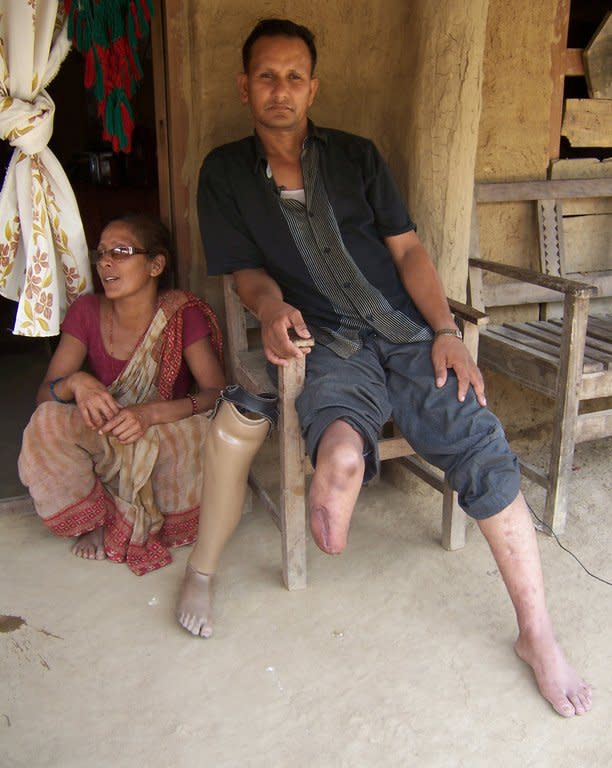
top-left (61, 293), bottom-right (211, 398)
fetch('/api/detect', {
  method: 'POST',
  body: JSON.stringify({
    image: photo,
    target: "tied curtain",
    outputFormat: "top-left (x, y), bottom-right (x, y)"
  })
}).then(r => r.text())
top-left (0, 1), bottom-right (92, 337)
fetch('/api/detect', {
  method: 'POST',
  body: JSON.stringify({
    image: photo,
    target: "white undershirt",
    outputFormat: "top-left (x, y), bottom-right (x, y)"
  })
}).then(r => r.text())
top-left (280, 188), bottom-right (306, 204)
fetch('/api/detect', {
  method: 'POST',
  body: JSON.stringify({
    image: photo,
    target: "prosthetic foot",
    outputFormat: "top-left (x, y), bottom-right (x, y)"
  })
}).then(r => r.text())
top-left (176, 386), bottom-right (277, 637)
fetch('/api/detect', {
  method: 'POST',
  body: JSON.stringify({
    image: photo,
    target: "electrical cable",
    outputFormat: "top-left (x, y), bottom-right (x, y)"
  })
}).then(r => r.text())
top-left (527, 502), bottom-right (612, 587)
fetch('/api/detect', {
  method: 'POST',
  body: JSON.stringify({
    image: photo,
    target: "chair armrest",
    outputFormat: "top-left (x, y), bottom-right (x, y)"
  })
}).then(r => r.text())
top-left (287, 329), bottom-right (315, 349)
top-left (469, 258), bottom-right (598, 297)
top-left (448, 299), bottom-right (488, 326)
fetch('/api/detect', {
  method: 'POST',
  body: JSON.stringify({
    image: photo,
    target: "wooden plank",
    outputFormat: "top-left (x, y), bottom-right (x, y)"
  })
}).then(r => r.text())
top-left (563, 213), bottom-right (612, 272)
top-left (549, 315), bottom-right (612, 345)
top-left (562, 99), bottom-right (612, 148)
top-left (551, 157), bottom-right (612, 181)
top-left (150, 7), bottom-right (171, 234)
top-left (563, 198), bottom-right (612, 216)
top-left (580, 371), bottom-right (612, 399)
top-left (576, 408), bottom-right (612, 444)
top-left (584, 12), bottom-right (612, 99)
top-left (523, 320), bottom-right (612, 364)
top-left (478, 331), bottom-right (559, 397)
top-left (505, 322), bottom-right (606, 370)
top-left (475, 178), bottom-right (612, 202)
top-left (378, 436), bottom-right (414, 461)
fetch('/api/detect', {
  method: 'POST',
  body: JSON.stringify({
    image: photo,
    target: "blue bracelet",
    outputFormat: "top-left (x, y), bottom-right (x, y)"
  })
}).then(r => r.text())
top-left (49, 377), bottom-right (73, 404)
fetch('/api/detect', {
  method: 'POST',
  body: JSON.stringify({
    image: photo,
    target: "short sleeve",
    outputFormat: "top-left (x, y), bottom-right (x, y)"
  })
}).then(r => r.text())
top-left (364, 140), bottom-right (416, 238)
top-left (60, 294), bottom-right (98, 347)
top-left (182, 305), bottom-right (211, 349)
top-left (197, 148), bottom-right (265, 275)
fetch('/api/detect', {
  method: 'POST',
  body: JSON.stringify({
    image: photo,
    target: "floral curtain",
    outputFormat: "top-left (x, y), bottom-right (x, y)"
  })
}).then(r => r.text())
top-left (0, 1), bottom-right (92, 337)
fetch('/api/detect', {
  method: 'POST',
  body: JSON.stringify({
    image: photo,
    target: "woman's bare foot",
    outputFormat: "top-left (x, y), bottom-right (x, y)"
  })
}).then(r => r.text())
top-left (176, 564), bottom-right (214, 637)
top-left (515, 629), bottom-right (592, 717)
top-left (71, 527), bottom-right (106, 560)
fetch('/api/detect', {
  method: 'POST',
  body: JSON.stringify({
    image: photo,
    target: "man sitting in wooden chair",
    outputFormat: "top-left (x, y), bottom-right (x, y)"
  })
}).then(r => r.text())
top-left (196, 18), bottom-right (592, 718)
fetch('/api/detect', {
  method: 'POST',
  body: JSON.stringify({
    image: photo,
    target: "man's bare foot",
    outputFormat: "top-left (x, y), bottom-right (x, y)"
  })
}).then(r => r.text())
top-left (176, 564), bottom-right (214, 638)
top-left (515, 629), bottom-right (592, 717)
top-left (71, 527), bottom-right (106, 560)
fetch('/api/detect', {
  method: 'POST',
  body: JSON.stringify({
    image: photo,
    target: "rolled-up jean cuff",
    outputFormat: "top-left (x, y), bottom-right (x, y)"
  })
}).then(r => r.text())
top-left (302, 407), bottom-right (380, 484)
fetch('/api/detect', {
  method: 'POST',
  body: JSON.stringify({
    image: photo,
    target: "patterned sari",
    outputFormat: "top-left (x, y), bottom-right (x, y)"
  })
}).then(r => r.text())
top-left (18, 290), bottom-right (223, 575)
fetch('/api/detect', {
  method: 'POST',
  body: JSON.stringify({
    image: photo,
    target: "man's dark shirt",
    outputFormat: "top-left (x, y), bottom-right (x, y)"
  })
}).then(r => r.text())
top-left (198, 124), bottom-right (432, 355)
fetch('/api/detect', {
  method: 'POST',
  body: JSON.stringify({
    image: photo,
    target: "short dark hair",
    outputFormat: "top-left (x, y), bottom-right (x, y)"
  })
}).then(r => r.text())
top-left (242, 18), bottom-right (317, 74)
top-left (106, 213), bottom-right (174, 287)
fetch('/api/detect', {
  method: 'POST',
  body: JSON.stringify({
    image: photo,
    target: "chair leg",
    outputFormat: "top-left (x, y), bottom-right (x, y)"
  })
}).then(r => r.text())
top-left (544, 295), bottom-right (589, 534)
top-left (278, 358), bottom-right (308, 590)
top-left (441, 481), bottom-right (466, 550)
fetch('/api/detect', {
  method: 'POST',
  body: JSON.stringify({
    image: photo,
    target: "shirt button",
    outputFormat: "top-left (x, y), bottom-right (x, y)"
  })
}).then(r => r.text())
top-left (323, 247), bottom-right (331, 254)
top-left (366, 313), bottom-right (373, 320)
top-left (308, 210), bottom-right (314, 217)
top-left (343, 282), bottom-right (351, 289)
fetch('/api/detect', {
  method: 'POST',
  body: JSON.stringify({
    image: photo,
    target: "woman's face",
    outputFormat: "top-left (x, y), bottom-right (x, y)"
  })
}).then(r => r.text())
top-left (95, 221), bottom-right (162, 299)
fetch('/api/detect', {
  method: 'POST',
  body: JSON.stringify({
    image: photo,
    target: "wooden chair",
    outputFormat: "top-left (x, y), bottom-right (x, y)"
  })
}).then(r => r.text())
top-left (469, 178), bottom-right (612, 535)
top-left (223, 275), bottom-right (488, 590)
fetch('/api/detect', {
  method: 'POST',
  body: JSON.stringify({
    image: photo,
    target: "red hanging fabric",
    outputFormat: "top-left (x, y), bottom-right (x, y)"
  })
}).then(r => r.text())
top-left (63, 0), bottom-right (154, 153)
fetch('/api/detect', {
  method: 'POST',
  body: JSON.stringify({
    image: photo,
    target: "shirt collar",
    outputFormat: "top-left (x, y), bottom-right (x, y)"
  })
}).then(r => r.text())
top-left (252, 120), bottom-right (328, 173)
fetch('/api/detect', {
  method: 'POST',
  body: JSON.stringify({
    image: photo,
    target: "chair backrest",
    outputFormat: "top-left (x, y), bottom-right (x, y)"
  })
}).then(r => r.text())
top-left (469, 178), bottom-right (612, 316)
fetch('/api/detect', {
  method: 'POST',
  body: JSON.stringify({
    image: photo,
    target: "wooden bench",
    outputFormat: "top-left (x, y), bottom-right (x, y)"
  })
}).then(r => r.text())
top-left (469, 178), bottom-right (612, 535)
top-left (223, 275), bottom-right (487, 590)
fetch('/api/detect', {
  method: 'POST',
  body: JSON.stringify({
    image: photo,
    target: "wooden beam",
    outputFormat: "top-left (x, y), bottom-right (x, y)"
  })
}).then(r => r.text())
top-left (151, 4), bottom-right (171, 242)
top-left (475, 178), bottom-right (612, 202)
top-left (565, 48), bottom-right (585, 77)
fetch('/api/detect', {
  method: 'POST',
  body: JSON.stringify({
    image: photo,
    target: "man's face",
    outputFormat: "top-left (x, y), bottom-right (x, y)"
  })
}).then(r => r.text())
top-left (238, 35), bottom-right (319, 134)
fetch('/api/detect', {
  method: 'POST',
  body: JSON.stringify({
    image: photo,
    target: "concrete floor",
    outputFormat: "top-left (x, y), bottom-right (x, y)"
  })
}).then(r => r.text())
top-left (2, 429), bottom-right (611, 767)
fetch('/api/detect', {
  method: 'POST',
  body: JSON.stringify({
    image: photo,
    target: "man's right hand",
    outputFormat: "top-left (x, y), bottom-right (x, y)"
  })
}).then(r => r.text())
top-left (258, 299), bottom-right (312, 366)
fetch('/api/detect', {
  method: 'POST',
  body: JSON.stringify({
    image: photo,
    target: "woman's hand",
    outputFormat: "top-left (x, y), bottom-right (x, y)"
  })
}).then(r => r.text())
top-left (98, 404), bottom-right (153, 444)
top-left (68, 371), bottom-right (121, 429)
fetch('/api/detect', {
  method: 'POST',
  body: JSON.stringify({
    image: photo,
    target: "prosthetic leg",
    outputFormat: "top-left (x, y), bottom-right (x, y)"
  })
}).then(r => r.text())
top-left (176, 386), bottom-right (277, 637)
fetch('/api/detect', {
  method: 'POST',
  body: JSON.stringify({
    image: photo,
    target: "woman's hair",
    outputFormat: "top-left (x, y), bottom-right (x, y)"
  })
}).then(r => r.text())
top-left (106, 213), bottom-right (174, 288)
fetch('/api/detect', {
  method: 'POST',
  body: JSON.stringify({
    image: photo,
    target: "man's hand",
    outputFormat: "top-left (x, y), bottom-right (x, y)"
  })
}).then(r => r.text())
top-left (98, 404), bottom-right (153, 445)
top-left (432, 336), bottom-right (487, 407)
top-left (258, 298), bottom-right (312, 366)
top-left (69, 371), bottom-right (121, 429)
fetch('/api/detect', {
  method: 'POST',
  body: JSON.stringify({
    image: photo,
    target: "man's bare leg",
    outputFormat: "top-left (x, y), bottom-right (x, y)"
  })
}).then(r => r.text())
top-left (71, 527), bottom-right (105, 560)
top-left (478, 491), bottom-right (592, 717)
top-left (309, 420), bottom-right (365, 554)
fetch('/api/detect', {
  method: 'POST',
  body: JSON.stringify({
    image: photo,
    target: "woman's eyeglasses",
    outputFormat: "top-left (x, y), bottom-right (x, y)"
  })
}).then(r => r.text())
top-left (90, 246), bottom-right (149, 264)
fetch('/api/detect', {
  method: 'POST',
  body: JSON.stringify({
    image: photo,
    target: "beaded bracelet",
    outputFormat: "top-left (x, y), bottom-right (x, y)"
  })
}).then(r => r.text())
top-left (186, 393), bottom-right (198, 416)
top-left (49, 377), bottom-right (73, 404)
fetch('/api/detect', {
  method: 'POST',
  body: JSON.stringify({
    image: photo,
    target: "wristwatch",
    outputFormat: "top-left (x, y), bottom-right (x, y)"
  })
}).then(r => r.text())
top-left (433, 328), bottom-right (463, 341)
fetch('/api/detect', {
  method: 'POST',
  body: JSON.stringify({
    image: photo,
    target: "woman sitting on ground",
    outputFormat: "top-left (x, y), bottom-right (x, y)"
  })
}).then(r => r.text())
top-left (19, 213), bottom-right (225, 575)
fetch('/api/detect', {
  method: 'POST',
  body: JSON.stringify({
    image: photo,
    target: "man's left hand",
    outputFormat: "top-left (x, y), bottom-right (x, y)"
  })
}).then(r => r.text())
top-left (432, 336), bottom-right (487, 407)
